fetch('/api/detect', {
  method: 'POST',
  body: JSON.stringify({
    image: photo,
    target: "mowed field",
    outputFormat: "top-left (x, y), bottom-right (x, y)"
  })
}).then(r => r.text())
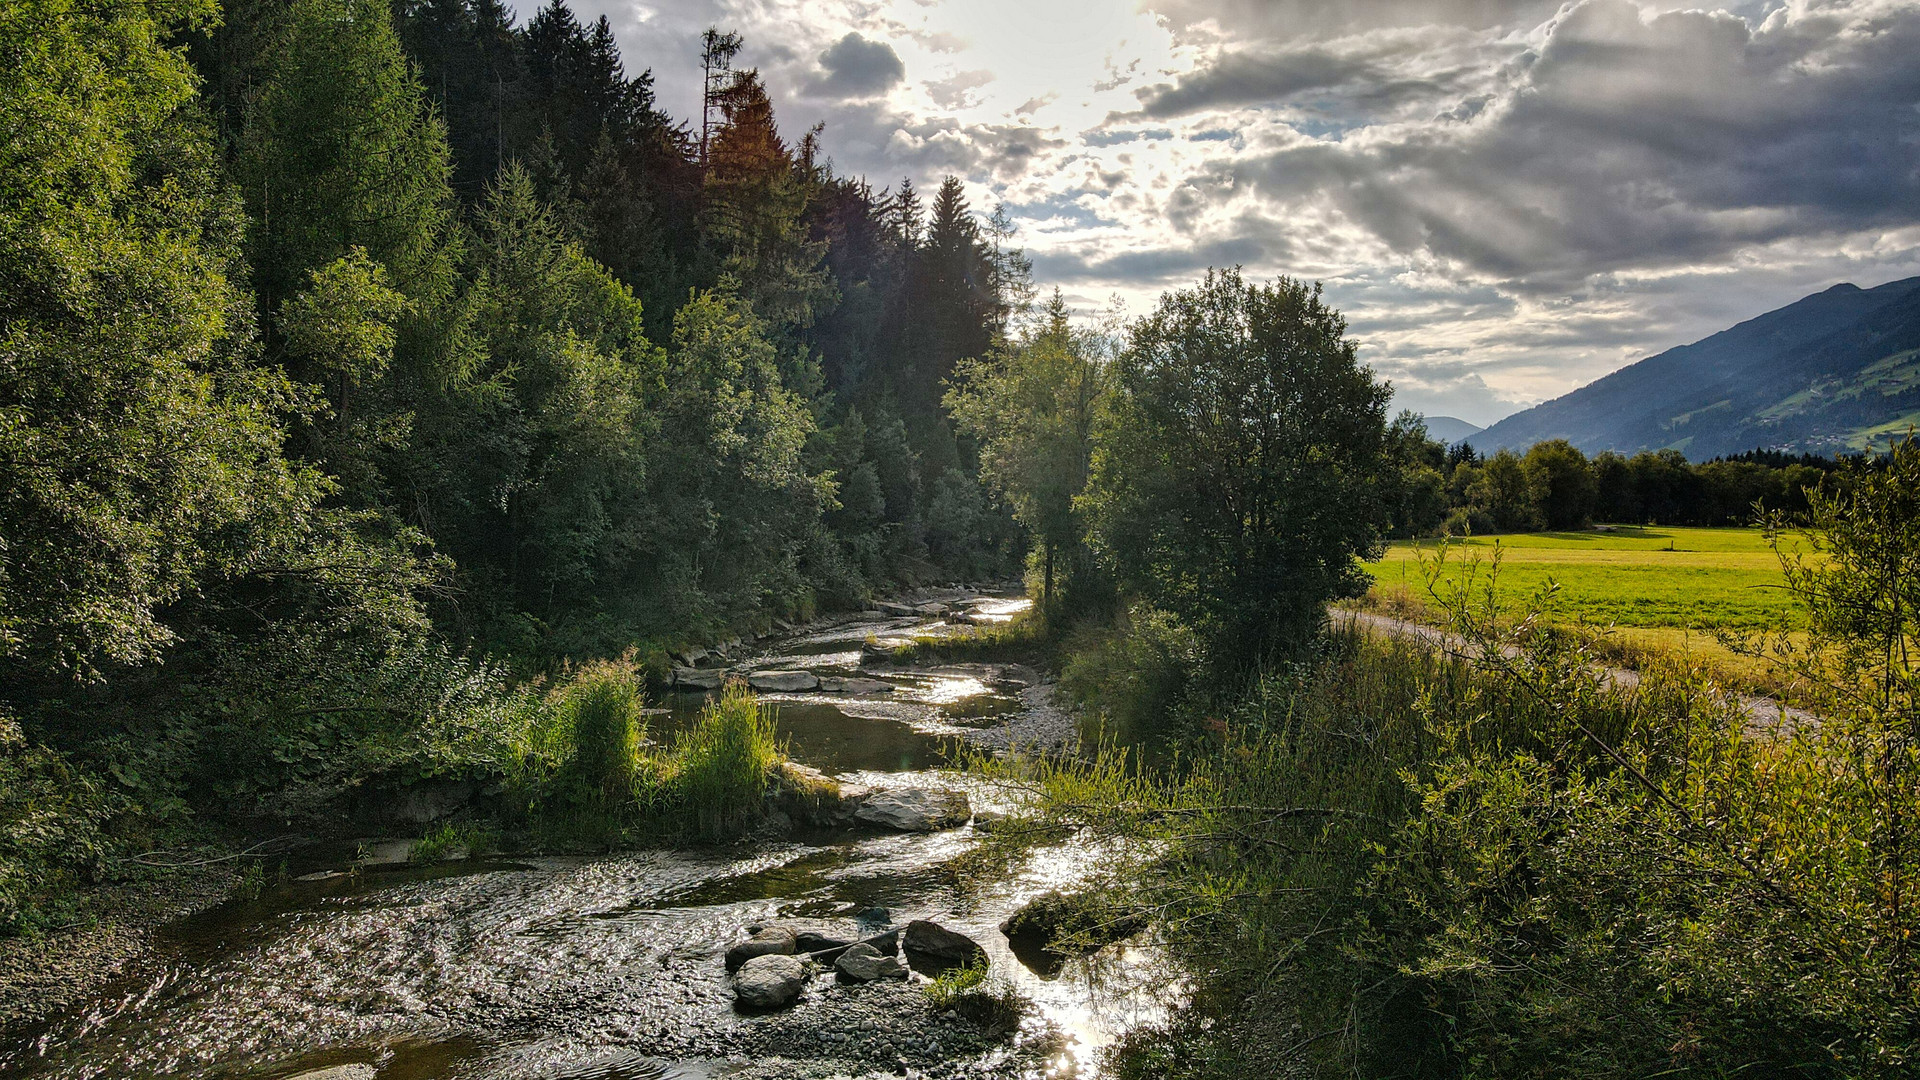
top-left (1362, 526), bottom-right (1807, 690)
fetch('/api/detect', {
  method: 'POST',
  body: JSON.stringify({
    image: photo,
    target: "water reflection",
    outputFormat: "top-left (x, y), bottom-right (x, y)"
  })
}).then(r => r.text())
top-left (0, 592), bottom-right (1167, 1080)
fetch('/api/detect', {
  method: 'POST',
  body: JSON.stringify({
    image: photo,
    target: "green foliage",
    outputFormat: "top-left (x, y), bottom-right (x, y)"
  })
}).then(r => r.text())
top-left (1083, 269), bottom-right (1393, 664)
top-left (1058, 605), bottom-right (1200, 749)
top-left (0, 0), bottom-right (317, 678)
top-left (556, 661), bottom-right (647, 805)
top-left (923, 956), bottom-right (1027, 1030)
top-left (1032, 489), bottom-right (1920, 1077)
top-left (1523, 438), bottom-right (1597, 530)
top-left (947, 290), bottom-right (1113, 611)
top-left (411, 820), bottom-right (489, 864)
top-left (663, 684), bottom-right (783, 841)
top-left (239, 0), bottom-right (457, 315)
top-left (514, 673), bottom-right (779, 845)
top-left (0, 717), bottom-right (124, 934)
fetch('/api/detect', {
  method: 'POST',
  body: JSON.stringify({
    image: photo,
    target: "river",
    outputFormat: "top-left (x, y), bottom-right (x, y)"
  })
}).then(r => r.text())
top-left (0, 593), bottom-right (1164, 1080)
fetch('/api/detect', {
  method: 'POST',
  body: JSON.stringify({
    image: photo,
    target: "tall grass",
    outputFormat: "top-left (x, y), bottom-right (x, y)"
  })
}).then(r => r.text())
top-left (1012, 600), bottom-right (1917, 1078)
top-left (661, 684), bottom-right (783, 841)
top-left (514, 667), bottom-right (782, 845)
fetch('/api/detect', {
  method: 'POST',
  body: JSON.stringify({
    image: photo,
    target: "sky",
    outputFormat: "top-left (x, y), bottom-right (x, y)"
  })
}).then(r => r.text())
top-left (564, 0), bottom-right (1920, 426)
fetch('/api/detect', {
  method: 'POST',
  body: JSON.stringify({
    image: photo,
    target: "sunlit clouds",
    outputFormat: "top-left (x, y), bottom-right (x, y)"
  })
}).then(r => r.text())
top-left (573, 0), bottom-right (1920, 425)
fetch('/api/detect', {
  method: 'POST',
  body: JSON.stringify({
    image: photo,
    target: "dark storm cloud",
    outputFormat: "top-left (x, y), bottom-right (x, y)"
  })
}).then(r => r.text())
top-left (1219, 0), bottom-right (1920, 290)
top-left (806, 32), bottom-right (906, 99)
top-left (1126, 42), bottom-right (1460, 119)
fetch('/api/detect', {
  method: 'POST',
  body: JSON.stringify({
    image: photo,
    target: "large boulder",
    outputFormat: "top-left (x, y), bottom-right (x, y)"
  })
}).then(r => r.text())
top-left (854, 788), bottom-right (971, 832)
top-left (903, 919), bottom-right (986, 972)
top-left (747, 669), bottom-right (818, 692)
top-left (725, 926), bottom-right (797, 973)
top-left (834, 942), bottom-right (905, 983)
top-left (818, 676), bottom-right (894, 695)
top-left (1000, 890), bottom-right (1148, 978)
top-left (673, 667), bottom-right (726, 690)
top-left (733, 953), bottom-right (809, 1009)
top-left (877, 601), bottom-right (918, 618)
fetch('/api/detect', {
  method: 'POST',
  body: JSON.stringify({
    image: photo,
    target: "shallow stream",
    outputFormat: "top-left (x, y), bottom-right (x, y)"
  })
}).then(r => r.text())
top-left (0, 593), bottom-right (1163, 1080)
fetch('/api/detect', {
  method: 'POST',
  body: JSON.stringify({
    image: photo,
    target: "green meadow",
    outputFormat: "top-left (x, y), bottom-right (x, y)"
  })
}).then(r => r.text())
top-left (1363, 526), bottom-right (1807, 689)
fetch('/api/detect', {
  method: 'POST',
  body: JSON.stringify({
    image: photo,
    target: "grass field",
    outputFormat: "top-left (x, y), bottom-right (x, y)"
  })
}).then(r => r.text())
top-left (1361, 526), bottom-right (1808, 694)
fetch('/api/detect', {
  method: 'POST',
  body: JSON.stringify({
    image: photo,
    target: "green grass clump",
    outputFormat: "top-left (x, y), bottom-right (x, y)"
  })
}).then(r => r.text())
top-left (924, 957), bottom-right (1027, 1031)
top-left (515, 670), bottom-right (781, 846)
top-left (661, 684), bottom-right (782, 841)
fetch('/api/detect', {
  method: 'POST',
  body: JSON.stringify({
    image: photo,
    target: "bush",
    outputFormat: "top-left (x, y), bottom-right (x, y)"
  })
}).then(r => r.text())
top-left (664, 683), bottom-right (782, 841)
top-left (0, 717), bottom-right (125, 934)
top-left (1059, 604), bottom-right (1200, 749)
top-left (924, 957), bottom-right (1028, 1032)
top-left (1027, 573), bottom-right (1920, 1077)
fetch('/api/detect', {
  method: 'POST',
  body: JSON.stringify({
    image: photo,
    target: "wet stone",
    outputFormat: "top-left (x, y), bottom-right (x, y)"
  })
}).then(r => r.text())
top-left (732, 953), bottom-right (809, 1010)
top-left (834, 942), bottom-right (905, 983)
top-left (903, 920), bottom-right (987, 972)
top-left (673, 666), bottom-right (726, 690)
top-left (854, 788), bottom-right (971, 832)
top-left (726, 926), bottom-right (798, 973)
top-left (747, 670), bottom-right (819, 692)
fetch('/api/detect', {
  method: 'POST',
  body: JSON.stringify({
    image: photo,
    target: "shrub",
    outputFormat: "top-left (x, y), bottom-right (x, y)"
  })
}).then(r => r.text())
top-left (664, 683), bottom-right (782, 841)
top-left (1024, 553), bottom-right (1920, 1077)
top-left (0, 718), bottom-right (124, 934)
top-left (924, 957), bottom-right (1028, 1032)
top-left (1059, 604), bottom-right (1199, 749)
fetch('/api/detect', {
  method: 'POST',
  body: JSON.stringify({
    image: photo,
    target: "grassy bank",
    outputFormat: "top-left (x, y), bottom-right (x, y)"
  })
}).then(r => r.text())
top-left (1006, 616), bottom-right (1915, 1077)
top-left (1360, 525), bottom-right (1807, 695)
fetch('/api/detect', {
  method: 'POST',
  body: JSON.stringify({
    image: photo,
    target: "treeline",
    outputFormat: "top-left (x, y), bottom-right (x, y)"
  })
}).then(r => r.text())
top-left (1385, 422), bottom-right (1848, 536)
top-left (1, 0), bottom-right (1024, 925)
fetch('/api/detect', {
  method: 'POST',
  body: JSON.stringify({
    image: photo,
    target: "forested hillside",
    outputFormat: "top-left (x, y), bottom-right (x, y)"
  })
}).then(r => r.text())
top-left (0, 0), bottom-right (1025, 925)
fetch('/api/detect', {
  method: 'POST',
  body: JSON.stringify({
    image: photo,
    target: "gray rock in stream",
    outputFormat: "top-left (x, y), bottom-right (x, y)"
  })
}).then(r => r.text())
top-left (732, 953), bottom-right (810, 1009)
top-left (673, 666), bottom-right (727, 690)
top-left (817, 676), bottom-right (893, 694)
top-left (903, 920), bottom-right (987, 969)
top-left (854, 787), bottom-right (971, 832)
top-left (746, 670), bottom-right (818, 692)
top-left (834, 942), bottom-right (905, 982)
top-left (726, 926), bottom-right (797, 972)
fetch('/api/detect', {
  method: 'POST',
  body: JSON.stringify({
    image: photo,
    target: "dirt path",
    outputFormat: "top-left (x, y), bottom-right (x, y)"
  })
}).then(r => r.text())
top-left (1337, 609), bottom-right (1818, 734)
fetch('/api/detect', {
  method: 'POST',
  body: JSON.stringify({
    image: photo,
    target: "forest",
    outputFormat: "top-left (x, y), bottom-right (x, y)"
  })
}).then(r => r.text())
top-left (3, 0), bottom-right (1036, 920)
top-left (6, 0), bottom-right (1920, 1076)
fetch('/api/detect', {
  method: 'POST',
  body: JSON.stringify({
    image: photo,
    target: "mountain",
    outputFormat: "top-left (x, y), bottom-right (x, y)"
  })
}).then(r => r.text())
top-left (1419, 415), bottom-right (1483, 444)
top-left (1469, 276), bottom-right (1920, 459)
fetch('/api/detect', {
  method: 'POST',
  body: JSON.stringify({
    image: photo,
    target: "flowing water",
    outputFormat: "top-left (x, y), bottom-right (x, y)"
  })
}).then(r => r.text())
top-left (0, 593), bottom-right (1167, 1080)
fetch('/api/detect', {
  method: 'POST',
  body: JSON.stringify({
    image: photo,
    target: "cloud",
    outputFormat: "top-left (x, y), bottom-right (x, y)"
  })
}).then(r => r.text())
top-left (552, 0), bottom-right (1920, 424)
top-left (1214, 0), bottom-right (1920, 291)
top-left (806, 31), bottom-right (906, 99)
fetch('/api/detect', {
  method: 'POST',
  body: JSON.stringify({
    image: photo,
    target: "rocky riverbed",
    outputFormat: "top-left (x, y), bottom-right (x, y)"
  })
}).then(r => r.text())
top-left (0, 590), bottom-right (1165, 1080)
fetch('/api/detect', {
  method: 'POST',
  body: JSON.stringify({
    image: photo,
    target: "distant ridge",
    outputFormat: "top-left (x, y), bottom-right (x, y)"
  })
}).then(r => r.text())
top-left (1469, 276), bottom-right (1920, 459)
top-left (1418, 415), bottom-right (1483, 444)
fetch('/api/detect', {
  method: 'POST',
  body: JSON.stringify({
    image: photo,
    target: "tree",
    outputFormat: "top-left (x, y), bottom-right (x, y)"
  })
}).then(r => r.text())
top-left (1083, 269), bottom-right (1392, 661)
top-left (0, 0), bottom-right (318, 678)
top-left (1384, 411), bottom-right (1449, 538)
top-left (947, 291), bottom-right (1110, 606)
top-left (1468, 448), bottom-right (1540, 532)
top-left (238, 0), bottom-right (458, 317)
top-left (1523, 438), bottom-right (1595, 530)
top-left (643, 290), bottom-right (826, 623)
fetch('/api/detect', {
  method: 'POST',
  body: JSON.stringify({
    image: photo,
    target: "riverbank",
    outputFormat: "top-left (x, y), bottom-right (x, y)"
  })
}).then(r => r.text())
top-left (0, 589), bottom-right (1133, 1080)
top-left (0, 863), bottom-right (238, 1034)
